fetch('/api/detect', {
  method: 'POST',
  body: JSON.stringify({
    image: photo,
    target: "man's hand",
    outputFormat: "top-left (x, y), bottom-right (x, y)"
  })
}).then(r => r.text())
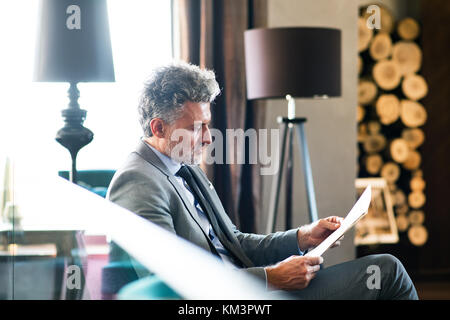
top-left (265, 255), bottom-right (323, 290)
top-left (297, 216), bottom-right (344, 252)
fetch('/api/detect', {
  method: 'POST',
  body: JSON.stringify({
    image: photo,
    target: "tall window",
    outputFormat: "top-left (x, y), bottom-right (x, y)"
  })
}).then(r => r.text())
top-left (0, 1), bottom-right (173, 175)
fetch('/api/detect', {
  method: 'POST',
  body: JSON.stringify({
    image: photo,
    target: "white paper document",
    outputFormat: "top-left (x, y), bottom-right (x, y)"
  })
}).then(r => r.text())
top-left (305, 185), bottom-right (372, 257)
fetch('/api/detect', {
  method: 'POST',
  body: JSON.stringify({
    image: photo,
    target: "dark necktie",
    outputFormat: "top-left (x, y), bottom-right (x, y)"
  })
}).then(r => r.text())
top-left (176, 165), bottom-right (245, 267)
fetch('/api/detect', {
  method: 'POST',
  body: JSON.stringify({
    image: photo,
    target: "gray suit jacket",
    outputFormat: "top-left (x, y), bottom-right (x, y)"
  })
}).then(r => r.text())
top-left (107, 140), bottom-right (300, 283)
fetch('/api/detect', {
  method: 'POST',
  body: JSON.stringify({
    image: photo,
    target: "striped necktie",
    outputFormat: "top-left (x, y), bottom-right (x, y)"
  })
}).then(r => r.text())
top-left (176, 165), bottom-right (246, 267)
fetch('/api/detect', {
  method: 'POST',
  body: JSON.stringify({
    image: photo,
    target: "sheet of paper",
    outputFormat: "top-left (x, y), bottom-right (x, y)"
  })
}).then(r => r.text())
top-left (305, 185), bottom-right (372, 257)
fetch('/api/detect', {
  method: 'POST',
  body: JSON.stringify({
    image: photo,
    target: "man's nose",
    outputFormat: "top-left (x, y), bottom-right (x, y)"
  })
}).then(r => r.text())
top-left (202, 126), bottom-right (212, 145)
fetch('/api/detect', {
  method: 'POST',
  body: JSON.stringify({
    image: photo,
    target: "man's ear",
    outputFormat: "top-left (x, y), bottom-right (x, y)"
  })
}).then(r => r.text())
top-left (149, 118), bottom-right (166, 138)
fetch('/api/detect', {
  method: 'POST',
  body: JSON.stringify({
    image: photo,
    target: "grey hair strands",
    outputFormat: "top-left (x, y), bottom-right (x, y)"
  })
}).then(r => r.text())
top-left (138, 61), bottom-right (221, 137)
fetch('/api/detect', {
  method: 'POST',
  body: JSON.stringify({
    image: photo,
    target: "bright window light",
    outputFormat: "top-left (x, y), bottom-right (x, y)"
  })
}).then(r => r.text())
top-left (0, 0), bottom-right (173, 176)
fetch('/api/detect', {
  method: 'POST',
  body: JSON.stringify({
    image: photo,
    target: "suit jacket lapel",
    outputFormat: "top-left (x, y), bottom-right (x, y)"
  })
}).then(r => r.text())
top-left (134, 140), bottom-right (219, 254)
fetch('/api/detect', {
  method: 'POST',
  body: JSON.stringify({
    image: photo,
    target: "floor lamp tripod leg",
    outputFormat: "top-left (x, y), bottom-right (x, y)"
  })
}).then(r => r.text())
top-left (266, 122), bottom-right (288, 234)
top-left (295, 123), bottom-right (319, 222)
top-left (285, 126), bottom-right (294, 230)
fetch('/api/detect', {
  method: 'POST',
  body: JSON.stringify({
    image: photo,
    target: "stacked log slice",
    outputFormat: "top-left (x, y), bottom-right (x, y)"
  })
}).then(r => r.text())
top-left (367, 121), bottom-right (381, 134)
top-left (363, 134), bottom-right (386, 153)
top-left (390, 138), bottom-right (410, 163)
top-left (373, 59), bottom-right (401, 90)
top-left (381, 162), bottom-right (401, 183)
top-left (402, 74), bottom-right (428, 101)
top-left (376, 94), bottom-right (400, 125)
top-left (410, 176), bottom-right (426, 191)
top-left (357, 105), bottom-right (365, 123)
top-left (396, 215), bottom-right (409, 232)
top-left (413, 169), bottom-right (423, 178)
top-left (403, 150), bottom-right (421, 170)
top-left (397, 17), bottom-right (420, 41)
top-left (365, 154), bottom-right (383, 175)
top-left (408, 225), bottom-right (428, 246)
top-left (370, 32), bottom-right (392, 60)
top-left (409, 210), bottom-right (425, 225)
top-left (402, 128), bottom-right (425, 149)
top-left (357, 123), bottom-right (368, 143)
top-left (396, 203), bottom-right (409, 216)
top-left (408, 191), bottom-right (426, 209)
top-left (400, 100), bottom-right (427, 128)
top-left (393, 189), bottom-right (406, 206)
top-left (358, 80), bottom-right (378, 105)
top-left (392, 41), bottom-right (422, 76)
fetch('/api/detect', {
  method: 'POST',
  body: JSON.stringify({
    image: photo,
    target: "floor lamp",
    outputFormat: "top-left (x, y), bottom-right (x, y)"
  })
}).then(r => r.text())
top-left (34, 0), bottom-right (115, 184)
top-left (244, 27), bottom-right (341, 233)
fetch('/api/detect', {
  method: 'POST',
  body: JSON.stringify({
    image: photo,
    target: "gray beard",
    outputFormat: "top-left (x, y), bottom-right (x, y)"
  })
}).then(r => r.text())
top-left (165, 142), bottom-right (202, 165)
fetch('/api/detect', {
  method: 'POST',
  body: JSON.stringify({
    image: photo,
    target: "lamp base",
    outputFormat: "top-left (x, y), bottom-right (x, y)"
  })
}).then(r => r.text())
top-left (56, 83), bottom-right (93, 184)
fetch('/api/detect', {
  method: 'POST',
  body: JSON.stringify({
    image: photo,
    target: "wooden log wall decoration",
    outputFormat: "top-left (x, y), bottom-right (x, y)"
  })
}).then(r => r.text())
top-left (357, 5), bottom-right (428, 247)
top-left (376, 94), bottom-right (400, 125)
top-left (392, 41), bottom-right (422, 76)
top-left (397, 18), bottom-right (420, 41)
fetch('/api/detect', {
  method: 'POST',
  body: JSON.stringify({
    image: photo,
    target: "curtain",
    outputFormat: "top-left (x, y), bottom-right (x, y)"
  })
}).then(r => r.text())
top-left (174, 0), bottom-right (267, 232)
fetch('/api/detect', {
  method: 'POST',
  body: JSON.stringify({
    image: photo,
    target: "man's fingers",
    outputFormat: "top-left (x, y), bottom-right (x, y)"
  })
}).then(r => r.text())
top-left (308, 265), bottom-right (320, 273)
top-left (326, 216), bottom-right (344, 224)
top-left (307, 272), bottom-right (317, 282)
top-left (319, 219), bottom-right (340, 230)
top-left (305, 256), bottom-right (323, 266)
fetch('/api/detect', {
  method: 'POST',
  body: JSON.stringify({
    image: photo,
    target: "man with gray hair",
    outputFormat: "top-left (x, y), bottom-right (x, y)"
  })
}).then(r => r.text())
top-left (107, 61), bottom-right (418, 299)
top-left (137, 62), bottom-right (220, 165)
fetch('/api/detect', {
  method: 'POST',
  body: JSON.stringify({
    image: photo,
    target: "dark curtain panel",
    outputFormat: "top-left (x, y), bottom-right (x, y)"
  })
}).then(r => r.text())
top-left (420, 0), bottom-right (450, 277)
top-left (177, 0), bottom-right (201, 65)
top-left (175, 0), bottom-right (267, 232)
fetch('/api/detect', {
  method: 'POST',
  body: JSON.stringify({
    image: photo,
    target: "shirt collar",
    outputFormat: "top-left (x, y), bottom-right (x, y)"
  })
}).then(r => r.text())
top-left (143, 139), bottom-right (181, 176)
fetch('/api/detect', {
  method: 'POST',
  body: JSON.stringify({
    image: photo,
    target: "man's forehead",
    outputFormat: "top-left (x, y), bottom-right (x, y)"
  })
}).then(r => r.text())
top-left (182, 101), bottom-right (211, 120)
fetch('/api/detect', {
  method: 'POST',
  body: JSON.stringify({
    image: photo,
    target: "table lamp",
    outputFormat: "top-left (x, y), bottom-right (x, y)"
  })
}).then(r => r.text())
top-left (34, 0), bottom-right (115, 183)
top-left (244, 27), bottom-right (341, 233)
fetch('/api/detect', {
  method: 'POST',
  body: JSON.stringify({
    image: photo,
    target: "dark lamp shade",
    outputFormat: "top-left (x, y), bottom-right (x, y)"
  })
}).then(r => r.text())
top-left (34, 0), bottom-right (115, 83)
top-left (244, 27), bottom-right (341, 100)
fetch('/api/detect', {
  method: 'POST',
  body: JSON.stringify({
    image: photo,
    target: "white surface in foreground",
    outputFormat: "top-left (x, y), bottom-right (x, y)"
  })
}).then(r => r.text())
top-left (15, 172), bottom-right (287, 300)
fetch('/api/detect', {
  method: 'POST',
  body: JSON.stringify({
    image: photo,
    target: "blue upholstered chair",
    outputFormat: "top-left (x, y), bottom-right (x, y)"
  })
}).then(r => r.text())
top-left (101, 243), bottom-right (155, 299)
top-left (118, 275), bottom-right (181, 300)
top-left (58, 170), bottom-right (116, 198)
top-left (101, 260), bottom-right (151, 299)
